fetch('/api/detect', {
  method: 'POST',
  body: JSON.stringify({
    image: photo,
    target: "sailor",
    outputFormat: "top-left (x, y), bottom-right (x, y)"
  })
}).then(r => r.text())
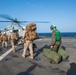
top-left (50, 25), bottom-right (62, 52)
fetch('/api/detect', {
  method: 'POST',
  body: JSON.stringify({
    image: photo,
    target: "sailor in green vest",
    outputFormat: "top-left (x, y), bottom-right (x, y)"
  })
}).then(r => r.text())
top-left (50, 25), bottom-right (62, 52)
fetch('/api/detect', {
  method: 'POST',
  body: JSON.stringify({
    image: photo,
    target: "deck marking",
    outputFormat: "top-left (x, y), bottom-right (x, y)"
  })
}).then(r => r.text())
top-left (0, 41), bottom-right (21, 61)
top-left (0, 48), bottom-right (13, 61)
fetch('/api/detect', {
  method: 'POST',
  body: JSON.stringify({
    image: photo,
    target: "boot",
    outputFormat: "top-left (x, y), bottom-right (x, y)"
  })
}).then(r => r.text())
top-left (13, 49), bottom-right (16, 52)
top-left (50, 61), bottom-right (57, 64)
top-left (2, 46), bottom-right (4, 48)
top-left (22, 54), bottom-right (26, 58)
top-left (6, 46), bottom-right (8, 49)
top-left (29, 55), bottom-right (34, 59)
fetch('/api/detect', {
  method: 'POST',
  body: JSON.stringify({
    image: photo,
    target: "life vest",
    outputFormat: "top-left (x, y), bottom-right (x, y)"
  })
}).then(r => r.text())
top-left (53, 29), bottom-right (61, 42)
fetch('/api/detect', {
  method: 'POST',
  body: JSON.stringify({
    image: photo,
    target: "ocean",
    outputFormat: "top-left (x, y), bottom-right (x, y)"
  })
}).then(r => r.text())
top-left (38, 32), bottom-right (76, 37)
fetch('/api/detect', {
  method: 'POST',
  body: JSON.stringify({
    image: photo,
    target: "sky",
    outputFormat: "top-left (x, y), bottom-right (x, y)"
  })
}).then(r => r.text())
top-left (0, 0), bottom-right (76, 33)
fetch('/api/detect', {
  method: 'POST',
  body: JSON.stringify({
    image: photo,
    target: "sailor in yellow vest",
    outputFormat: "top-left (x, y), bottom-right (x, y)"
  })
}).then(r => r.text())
top-left (1, 32), bottom-right (8, 48)
top-left (9, 30), bottom-right (19, 52)
top-left (22, 23), bottom-right (38, 59)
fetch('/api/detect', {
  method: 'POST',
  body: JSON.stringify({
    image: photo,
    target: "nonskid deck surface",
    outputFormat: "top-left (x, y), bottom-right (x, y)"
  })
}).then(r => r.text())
top-left (0, 38), bottom-right (76, 75)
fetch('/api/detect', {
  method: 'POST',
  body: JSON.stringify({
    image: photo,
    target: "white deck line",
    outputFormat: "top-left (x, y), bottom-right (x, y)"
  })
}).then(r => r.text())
top-left (0, 41), bottom-right (21, 61)
top-left (0, 48), bottom-right (13, 61)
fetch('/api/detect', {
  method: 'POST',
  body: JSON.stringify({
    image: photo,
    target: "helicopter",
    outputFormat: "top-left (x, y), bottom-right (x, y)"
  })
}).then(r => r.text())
top-left (0, 14), bottom-right (50, 37)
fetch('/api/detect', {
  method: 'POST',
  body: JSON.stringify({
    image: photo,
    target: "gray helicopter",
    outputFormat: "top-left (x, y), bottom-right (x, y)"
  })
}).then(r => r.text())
top-left (0, 14), bottom-right (50, 37)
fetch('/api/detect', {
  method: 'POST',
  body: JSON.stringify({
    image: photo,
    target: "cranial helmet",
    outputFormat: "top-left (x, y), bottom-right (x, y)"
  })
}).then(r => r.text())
top-left (50, 25), bottom-right (56, 30)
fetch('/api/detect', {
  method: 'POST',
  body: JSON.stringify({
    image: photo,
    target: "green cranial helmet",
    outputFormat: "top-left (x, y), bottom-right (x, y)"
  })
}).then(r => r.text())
top-left (50, 25), bottom-right (56, 30)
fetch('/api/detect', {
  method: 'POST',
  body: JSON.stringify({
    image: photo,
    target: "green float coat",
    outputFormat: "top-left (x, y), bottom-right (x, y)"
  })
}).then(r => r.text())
top-left (53, 29), bottom-right (61, 42)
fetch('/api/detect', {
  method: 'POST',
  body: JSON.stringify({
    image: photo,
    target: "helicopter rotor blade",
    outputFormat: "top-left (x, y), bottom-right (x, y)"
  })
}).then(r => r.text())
top-left (0, 14), bottom-right (20, 23)
top-left (0, 14), bottom-right (14, 21)
top-left (0, 21), bottom-right (12, 22)
top-left (0, 14), bottom-right (50, 23)
top-left (0, 21), bottom-right (50, 23)
top-left (18, 21), bottom-right (50, 23)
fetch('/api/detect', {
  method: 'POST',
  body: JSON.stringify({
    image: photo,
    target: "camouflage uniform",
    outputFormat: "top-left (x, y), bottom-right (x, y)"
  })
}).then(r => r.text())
top-left (51, 26), bottom-right (61, 52)
top-left (0, 32), bottom-right (2, 43)
top-left (1, 33), bottom-right (8, 48)
top-left (22, 23), bottom-right (38, 59)
top-left (9, 31), bottom-right (19, 52)
top-left (22, 30), bottom-right (34, 59)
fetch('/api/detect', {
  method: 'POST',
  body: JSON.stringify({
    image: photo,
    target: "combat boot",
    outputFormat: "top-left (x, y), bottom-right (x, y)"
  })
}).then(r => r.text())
top-left (50, 61), bottom-right (57, 64)
top-left (22, 54), bottom-right (26, 58)
top-left (6, 46), bottom-right (8, 49)
top-left (13, 49), bottom-right (16, 52)
top-left (29, 55), bottom-right (34, 60)
top-left (2, 46), bottom-right (4, 48)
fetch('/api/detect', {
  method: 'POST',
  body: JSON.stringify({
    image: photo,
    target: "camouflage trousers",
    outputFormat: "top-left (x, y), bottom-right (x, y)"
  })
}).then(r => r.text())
top-left (51, 42), bottom-right (61, 52)
top-left (22, 40), bottom-right (33, 57)
top-left (2, 41), bottom-right (8, 48)
top-left (11, 39), bottom-right (18, 52)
